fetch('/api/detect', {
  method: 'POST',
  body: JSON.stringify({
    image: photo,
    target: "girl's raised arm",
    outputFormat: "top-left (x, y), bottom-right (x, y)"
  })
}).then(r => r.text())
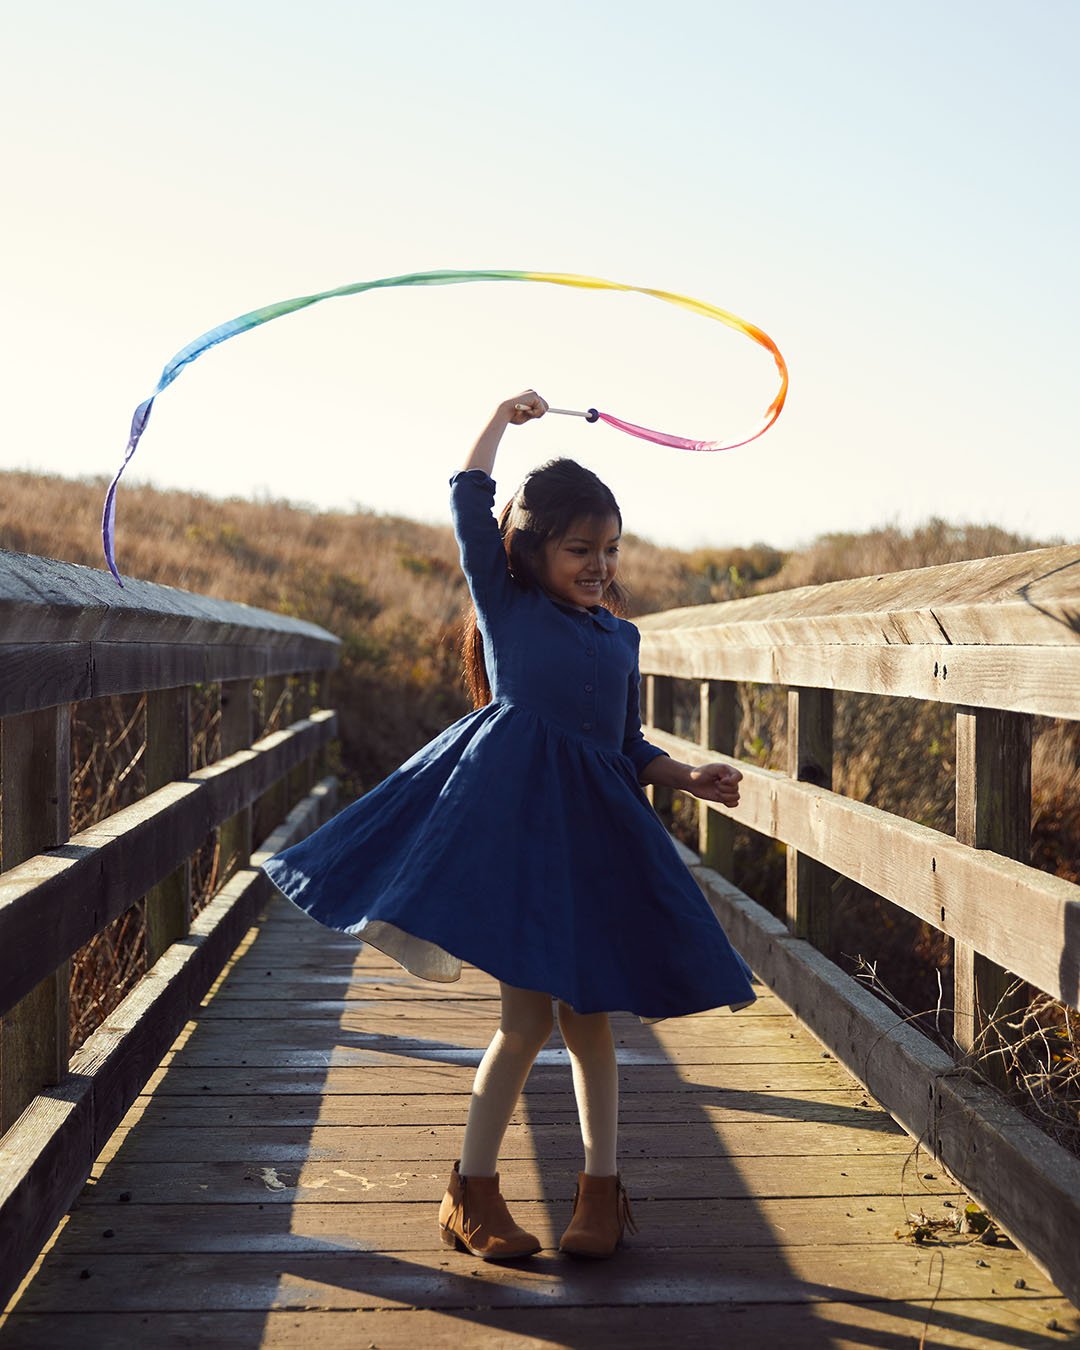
top-left (462, 390), bottom-right (548, 476)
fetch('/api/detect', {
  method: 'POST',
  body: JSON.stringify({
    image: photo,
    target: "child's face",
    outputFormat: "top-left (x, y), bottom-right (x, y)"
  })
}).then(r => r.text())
top-left (538, 514), bottom-right (621, 610)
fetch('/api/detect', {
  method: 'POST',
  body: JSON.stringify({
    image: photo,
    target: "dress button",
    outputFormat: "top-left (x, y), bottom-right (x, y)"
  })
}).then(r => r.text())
top-left (582, 722), bottom-right (592, 731)
top-left (584, 684), bottom-right (593, 693)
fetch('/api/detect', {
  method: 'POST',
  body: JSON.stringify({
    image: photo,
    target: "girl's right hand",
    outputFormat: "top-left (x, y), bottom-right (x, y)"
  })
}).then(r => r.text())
top-left (503, 390), bottom-right (548, 424)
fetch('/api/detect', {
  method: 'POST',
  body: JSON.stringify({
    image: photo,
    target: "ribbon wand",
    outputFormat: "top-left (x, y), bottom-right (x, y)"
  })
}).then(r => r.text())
top-left (102, 269), bottom-right (787, 584)
top-left (514, 404), bottom-right (598, 421)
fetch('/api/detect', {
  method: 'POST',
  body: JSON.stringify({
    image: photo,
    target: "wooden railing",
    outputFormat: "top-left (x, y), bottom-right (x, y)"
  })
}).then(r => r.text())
top-left (638, 543), bottom-right (1080, 1308)
top-left (0, 551), bottom-right (340, 1304)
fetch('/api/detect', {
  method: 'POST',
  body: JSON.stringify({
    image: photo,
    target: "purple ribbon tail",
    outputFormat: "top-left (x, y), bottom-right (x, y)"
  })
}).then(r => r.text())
top-left (102, 396), bottom-right (155, 585)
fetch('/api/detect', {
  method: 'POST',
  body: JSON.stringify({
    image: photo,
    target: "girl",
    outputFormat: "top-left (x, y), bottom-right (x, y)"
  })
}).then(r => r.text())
top-left (263, 391), bottom-right (755, 1262)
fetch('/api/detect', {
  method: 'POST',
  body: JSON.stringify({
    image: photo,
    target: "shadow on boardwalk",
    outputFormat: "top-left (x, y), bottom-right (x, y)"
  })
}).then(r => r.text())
top-left (3, 897), bottom-right (1077, 1349)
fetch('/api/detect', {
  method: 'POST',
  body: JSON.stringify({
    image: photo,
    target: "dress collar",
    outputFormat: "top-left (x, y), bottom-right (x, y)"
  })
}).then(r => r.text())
top-left (545, 593), bottom-right (619, 631)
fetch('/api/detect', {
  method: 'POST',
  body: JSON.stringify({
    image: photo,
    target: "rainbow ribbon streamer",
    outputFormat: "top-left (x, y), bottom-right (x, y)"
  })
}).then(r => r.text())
top-left (103, 269), bottom-right (788, 583)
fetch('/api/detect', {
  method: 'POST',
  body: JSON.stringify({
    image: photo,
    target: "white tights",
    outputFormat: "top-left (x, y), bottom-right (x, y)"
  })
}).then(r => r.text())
top-left (458, 982), bottom-right (619, 1178)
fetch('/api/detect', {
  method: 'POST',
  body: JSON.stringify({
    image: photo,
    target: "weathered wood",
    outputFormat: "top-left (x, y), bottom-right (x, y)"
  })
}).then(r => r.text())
top-left (952, 707), bottom-right (1033, 1091)
top-left (0, 640), bottom-right (340, 718)
top-left (81, 1151), bottom-right (926, 1205)
top-left (217, 679), bottom-right (253, 883)
top-left (5, 1244), bottom-right (1057, 1314)
top-left (785, 687), bottom-right (834, 949)
top-left (698, 680), bottom-right (735, 874)
top-left (3, 1302), bottom-right (1074, 1350)
top-left (0, 707), bottom-right (71, 1133)
top-left (111, 1087), bottom-right (870, 1129)
top-left (643, 726), bottom-right (1080, 1009)
top-left (144, 687), bottom-right (192, 965)
top-left (30, 1192), bottom-right (950, 1253)
top-left (644, 673), bottom-right (674, 822)
top-left (0, 548), bottom-right (341, 650)
top-left (0, 780), bottom-right (335, 1309)
top-left (639, 640), bottom-right (1080, 719)
top-left (689, 858), bottom-right (1080, 1314)
top-left (0, 713), bottom-right (337, 1017)
top-left (635, 542), bottom-right (1080, 649)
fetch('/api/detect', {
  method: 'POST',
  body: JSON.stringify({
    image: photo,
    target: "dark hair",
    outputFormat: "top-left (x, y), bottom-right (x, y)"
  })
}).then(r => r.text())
top-left (462, 458), bottom-right (627, 707)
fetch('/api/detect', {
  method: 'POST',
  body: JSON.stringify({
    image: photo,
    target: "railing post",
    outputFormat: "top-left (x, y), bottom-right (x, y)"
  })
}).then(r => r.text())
top-left (954, 706), bottom-right (1032, 1088)
top-left (254, 675), bottom-right (289, 844)
top-left (645, 674), bottom-right (674, 825)
top-left (288, 673), bottom-right (315, 801)
top-left (219, 678), bottom-right (254, 883)
top-left (699, 680), bottom-right (736, 875)
top-left (0, 706), bottom-right (71, 1132)
top-left (785, 688), bottom-right (833, 949)
top-left (144, 688), bottom-right (193, 965)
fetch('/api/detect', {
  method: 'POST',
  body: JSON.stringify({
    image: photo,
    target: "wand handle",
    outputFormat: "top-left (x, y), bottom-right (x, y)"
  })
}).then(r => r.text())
top-left (515, 403), bottom-right (599, 421)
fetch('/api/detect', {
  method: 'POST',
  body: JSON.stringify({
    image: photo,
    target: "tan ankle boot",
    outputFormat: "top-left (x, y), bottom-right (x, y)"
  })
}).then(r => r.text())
top-left (438, 1161), bottom-right (541, 1261)
top-left (558, 1172), bottom-right (638, 1258)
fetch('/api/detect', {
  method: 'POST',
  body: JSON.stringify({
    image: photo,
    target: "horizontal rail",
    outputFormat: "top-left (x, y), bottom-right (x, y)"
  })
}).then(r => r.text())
top-left (638, 640), bottom-right (1080, 719)
top-left (0, 777), bottom-right (337, 1309)
top-left (0, 641), bottom-right (337, 718)
top-left (0, 550), bottom-right (340, 718)
top-left (644, 726), bottom-right (1080, 1011)
top-left (678, 844), bottom-right (1080, 1314)
top-left (636, 543), bottom-right (1080, 647)
top-left (0, 711), bottom-right (337, 1017)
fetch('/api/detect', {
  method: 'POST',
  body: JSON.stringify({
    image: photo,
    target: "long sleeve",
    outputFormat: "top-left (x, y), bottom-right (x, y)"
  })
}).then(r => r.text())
top-left (622, 631), bottom-right (669, 777)
top-left (449, 469), bottom-right (514, 623)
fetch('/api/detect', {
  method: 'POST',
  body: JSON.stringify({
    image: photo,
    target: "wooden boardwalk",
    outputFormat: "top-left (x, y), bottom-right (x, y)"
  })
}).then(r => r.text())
top-left (3, 896), bottom-right (1077, 1349)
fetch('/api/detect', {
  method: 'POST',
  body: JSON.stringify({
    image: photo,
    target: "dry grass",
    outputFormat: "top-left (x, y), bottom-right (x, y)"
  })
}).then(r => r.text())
top-left (2, 469), bottom-right (1076, 1101)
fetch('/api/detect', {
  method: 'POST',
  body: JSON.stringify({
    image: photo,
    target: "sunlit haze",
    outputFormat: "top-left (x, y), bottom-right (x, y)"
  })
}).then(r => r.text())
top-left (2, 1), bottom-right (1077, 553)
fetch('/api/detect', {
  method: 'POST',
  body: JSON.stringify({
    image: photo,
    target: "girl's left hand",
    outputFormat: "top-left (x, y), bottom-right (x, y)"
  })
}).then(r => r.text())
top-left (687, 762), bottom-right (742, 807)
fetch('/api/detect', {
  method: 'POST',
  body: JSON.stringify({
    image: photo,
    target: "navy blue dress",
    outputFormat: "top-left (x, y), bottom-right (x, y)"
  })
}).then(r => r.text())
top-left (262, 469), bottom-right (755, 1020)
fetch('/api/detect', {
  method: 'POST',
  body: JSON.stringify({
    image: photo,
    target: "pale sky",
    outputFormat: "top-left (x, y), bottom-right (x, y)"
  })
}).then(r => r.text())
top-left (2, 0), bottom-right (1077, 556)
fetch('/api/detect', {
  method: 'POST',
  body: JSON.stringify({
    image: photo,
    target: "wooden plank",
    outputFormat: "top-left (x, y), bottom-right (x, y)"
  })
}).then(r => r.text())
top-left (40, 1192), bottom-right (967, 1254)
top-left (0, 712), bottom-right (337, 1016)
top-left (144, 687), bottom-right (192, 965)
top-left (953, 707), bottom-right (1032, 1087)
top-left (785, 687), bottom-right (833, 948)
top-left (140, 1058), bottom-right (858, 1098)
top-left (0, 707), bottom-right (71, 1133)
top-left (101, 1117), bottom-right (909, 1165)
top-left (639, 640), bottom-right (1080, 719)
top-left (643, 726), bottom-right (1080, 1009)
top-left (0, 548), bottom-right (340, 650)
top-left (168, 1012), bottom-right (822, 1048)
top-left (79, 1152), bottom-right (937, 1205)
top-left (0, 644), bottom-right (92, 717)
top-left (689, 858), bottom-right (1080, 1314)
top-left (4, 1244), bottom-right (1058, 1314)
top-left (698, 679), bottom-right (735, 874)
top-left (107, 1088), bottom-right (874, 1130)
top-left (4, 1301), bottom-right (1075, 1350)
top-left (0, 780), bottom-right (335, 1308)
top-left (634, 542), bottom-right (1080, 648)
